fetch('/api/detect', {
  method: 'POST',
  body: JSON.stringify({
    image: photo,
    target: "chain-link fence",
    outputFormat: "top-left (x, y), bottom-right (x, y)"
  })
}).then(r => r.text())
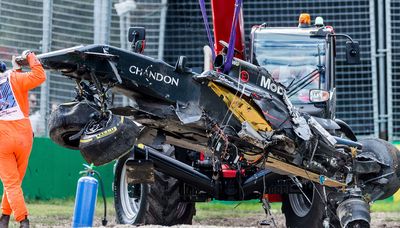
top-left (0, 0), bottom-right (396, 139)
top-left (244, 0), bottom-right (378, 137)
top-left (0, 0), bottom-right (165, 136)
top-left (388, 0), bottom-right (400, 140)
top-left (48, 0), bottom-right (95, 107)
top-left (163, 0), bottom-right (211, 69)
top-left (0, 0), bottom-right (44, 132)
top-left (163, 0), bottom-right (378, 137)
top-left (110, 0), bottom-right (166, 106)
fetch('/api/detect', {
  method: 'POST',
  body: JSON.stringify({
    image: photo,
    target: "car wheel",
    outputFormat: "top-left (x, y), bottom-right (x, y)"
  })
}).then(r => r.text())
top-left (282, 182), bottom-right (338, 228)
top-left (48, 101), bottom-right (98, 150)
top-left (114, 148), bottom-right (196, 225)
top-left (79, 114), bottom-right (140, 166)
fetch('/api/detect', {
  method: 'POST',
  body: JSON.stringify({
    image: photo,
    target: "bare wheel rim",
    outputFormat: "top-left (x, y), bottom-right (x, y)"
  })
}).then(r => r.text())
top-left (288, 189), bottom-right (314, 217)
top-left (120, 162), bottom-right (142, 222)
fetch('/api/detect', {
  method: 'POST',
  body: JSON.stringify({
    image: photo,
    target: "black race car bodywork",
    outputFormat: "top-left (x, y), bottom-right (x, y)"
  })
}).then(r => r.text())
top-left (38, 43), bottom-right (400, 228)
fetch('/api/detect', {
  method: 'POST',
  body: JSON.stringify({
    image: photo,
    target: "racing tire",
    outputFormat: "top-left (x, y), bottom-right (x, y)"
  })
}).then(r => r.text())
top-left (114, 149), bottom-right (196, 225)
top-left (48, 101), bottom-right (98, 150)
top-left (79, 114), bottom-right (140, 166)
top-left (335, 119), bottom-right (357, 141)
top-left (359, 138), bottom-right (400, 200)
top-left (282, 183), bottom-right (338, 228)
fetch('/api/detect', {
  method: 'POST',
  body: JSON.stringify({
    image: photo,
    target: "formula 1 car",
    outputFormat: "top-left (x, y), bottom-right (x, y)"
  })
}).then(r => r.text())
top-left (36, 7), bottom-right (400, 228)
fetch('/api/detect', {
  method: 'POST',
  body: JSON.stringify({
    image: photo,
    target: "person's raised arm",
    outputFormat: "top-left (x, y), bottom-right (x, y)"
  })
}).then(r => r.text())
top-left (14, 51), bottom-right (46, 91)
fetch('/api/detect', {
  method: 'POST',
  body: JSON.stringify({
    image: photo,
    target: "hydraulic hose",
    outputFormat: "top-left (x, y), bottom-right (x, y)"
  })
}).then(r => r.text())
top-left (93, 170), bottom-right (108, 226)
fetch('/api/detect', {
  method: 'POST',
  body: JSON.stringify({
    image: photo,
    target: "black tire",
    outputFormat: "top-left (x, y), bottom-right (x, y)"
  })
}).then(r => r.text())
top-left (79, 114), bottom-right (140, 166)
top-left (335, 119), bottom-right (357, 141)
top-left (359, 138), bottom-right (400, 200)
top-left (114, 148), bottom-right (196, 225)
top-left (48, 101), bottom-right (98, 150)
top-left (114, 154), bottom-right (149, 224)
top-left (145, 170), bottom-right (196, 225)
top-left (282, 183), bottom-right (337, 228)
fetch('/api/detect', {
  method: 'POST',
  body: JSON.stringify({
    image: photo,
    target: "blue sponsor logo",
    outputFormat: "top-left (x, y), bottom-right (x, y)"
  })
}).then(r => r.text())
top-left (0, 79), bottom-right (16, 111)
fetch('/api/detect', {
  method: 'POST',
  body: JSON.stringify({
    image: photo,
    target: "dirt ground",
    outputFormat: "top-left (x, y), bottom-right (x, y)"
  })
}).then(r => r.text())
top-left (30, 211), bottom-right (400, 227)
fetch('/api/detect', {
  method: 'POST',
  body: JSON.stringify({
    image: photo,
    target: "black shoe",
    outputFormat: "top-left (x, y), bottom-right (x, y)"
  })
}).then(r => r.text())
top-left (19, 218), bottom-right (29, 228)
top-left (0, 214), bottom-right (10, 228)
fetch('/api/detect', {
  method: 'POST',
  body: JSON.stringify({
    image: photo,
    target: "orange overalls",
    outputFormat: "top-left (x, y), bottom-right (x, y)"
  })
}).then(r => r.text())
top-left (0, 53), bottom-right (46, 222)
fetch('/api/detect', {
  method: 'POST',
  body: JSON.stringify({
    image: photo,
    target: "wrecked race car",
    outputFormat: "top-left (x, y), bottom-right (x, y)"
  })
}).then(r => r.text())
top-left (35, 26), bottom-right (400, 227)
top-left (34, 0), bottom-right (400, 223)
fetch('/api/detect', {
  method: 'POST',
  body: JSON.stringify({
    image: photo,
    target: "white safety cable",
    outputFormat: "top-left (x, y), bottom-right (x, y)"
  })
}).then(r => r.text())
top-left (304, 170), bottom-right (340, 224)
top-left (289, 176), bottom-right (312, 205)
top-left (212, 72), bottom-right (245, 148)
top-left (262, 158), bottom-right (277, 228)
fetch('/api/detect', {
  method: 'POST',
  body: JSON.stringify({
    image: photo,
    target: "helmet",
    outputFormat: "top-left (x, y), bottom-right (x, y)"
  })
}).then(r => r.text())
top-left (0, 61), bottom-right (6, 73)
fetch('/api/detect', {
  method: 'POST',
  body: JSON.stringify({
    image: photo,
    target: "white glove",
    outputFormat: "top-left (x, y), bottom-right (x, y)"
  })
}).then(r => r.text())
top-left (21, 50), bottom-right (32, 59)
top-left (11, 55), bottom-right (22, 71)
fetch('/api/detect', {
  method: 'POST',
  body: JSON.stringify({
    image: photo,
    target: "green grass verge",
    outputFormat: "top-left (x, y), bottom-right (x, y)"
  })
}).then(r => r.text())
top-left (8, 198), bottom-right (396, 225)
top-left (196, 200), bottom-right (280, 212)
top-left (24, 198), bottom-right (400, 215)
top-left (24, 198), bottom-right (115, 225)
top-left (195, 199), bottom-right (400, 213)
top-left (371, 200), bottom-right (400, 212)
top-left (194, 200), bottom-right (277, 221)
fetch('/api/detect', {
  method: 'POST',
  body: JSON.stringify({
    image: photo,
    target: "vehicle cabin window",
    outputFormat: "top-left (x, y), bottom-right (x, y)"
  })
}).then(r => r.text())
top-left (253, 32), bottom-right (326, 104)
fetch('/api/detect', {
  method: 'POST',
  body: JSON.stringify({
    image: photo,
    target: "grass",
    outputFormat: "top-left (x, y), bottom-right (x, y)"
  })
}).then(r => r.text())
top-left (195, 200), bottom-right (282, 213)
top-left (26, 197), bottom-right (115, 215)
top-left (24, 198), bottom-right (400, 215)
top-left (194, 200), bottom-right (277, 221)
top-left (194, 200), bottom-right (400, 224)
top-left (23, 198), bottom-right (116, 226)
top-left (1, 198), bottom-right (397, 226)
top-left (196, 199), bottom-right (400, 212)
top-left (371, 200), bottom-right (400, 212)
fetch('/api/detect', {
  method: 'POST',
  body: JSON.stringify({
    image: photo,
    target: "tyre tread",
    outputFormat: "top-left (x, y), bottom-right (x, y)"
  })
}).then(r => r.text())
top-left (114, 149), bottom-right (195, 226)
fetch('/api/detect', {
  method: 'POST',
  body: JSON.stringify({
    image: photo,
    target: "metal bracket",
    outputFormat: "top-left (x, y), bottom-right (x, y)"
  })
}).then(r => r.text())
top-left (107, 60), bottom-right (122, 84)
top-left (125, 145), bottom-right (155, 184)
top-left (89, 71), bottom-right (108, 115)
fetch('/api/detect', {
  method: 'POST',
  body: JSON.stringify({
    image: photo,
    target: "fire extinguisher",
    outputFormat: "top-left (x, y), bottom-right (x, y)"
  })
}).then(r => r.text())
top-left (72, 164), bottom-right (108, 227)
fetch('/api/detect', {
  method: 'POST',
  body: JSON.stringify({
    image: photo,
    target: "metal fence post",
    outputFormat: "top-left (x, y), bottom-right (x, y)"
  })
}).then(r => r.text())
top-left (41, 0), bottom-right (53, 136)
top-left (106, 0), bottom-right (113, 44)
top-left (377, 0), bottom-right (388, 139)
top-left (116, 0), bottom-right (136, 106)
top-left (117, 0), bottom-right (128, 106)
top-left (94, 0), bottom-right (101, 43)
top-left (95, 0), bottom-right (112, 44)
top-left (101, 0), bottom-right (112, 44)
top-left (386, 0), bottom-right (393, 141)
top-left (158, 0), bottom-right (168, 60)
top-left (370, 0), bottom-right (380, 138)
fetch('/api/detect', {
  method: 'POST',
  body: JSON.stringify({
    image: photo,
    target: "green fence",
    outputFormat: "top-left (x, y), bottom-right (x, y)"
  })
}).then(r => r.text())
top-left (0, 138), bottom-right (115, 199)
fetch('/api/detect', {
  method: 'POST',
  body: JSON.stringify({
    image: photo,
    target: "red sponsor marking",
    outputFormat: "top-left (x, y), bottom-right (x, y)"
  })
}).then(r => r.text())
top-left (262, 111), bottom-right (283, 122)
top-left (240, 70), bottom-right (249, 83)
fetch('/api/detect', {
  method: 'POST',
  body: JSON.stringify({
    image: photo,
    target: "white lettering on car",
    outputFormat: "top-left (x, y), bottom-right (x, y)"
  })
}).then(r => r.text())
top-left (260, 76), bottom-right (284, 95)
top-left (129, 65), bottom-right (180, 86)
